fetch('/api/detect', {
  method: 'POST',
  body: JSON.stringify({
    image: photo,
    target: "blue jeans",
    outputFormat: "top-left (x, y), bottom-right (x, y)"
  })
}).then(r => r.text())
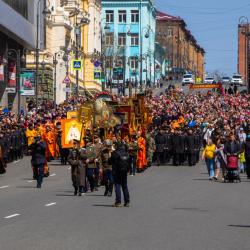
top-left (104, 169), bottom-right (114, 194)
top-left (34, 164), bottom-right (44, 186)
top-left (114, 174), bottom-right (130, 204)
top-left (206, 158), bottom-right (215, 178)
top-left (129, 156), bottom-right (137, 175)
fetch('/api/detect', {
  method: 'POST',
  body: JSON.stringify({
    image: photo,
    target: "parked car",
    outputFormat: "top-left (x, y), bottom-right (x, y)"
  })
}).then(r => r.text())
top-left (204, 77), bottom-right (215, 84)
top-left (231, 74), bottom-right (244, 86)
top-left (221, 76), bottom-right (231, 84)
top-left (182, 74), bottom-right (194, 85)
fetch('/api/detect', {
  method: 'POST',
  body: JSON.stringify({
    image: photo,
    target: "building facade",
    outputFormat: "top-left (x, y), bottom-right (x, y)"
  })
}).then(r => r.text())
top-left (238, 22), bottom-right (249, 89)
top-left (0, 0), bottom-right (38, 112)
top-left (156, 11), bottom-right (205, 82)
top-left (101, 0), bottom-right (156, 85)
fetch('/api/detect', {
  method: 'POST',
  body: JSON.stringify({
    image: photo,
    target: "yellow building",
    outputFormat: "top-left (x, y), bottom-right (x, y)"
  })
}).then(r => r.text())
top-left (81, 0), bottom-right (102, 92)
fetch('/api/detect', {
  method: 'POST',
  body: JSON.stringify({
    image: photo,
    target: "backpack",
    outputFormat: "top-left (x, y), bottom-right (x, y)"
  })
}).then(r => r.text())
top-left (116, 150), bottom-right (130, 173)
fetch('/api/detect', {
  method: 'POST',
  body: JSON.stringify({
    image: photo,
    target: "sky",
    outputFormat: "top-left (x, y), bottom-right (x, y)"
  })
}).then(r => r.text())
top-left (155, 0), bottom-right (250, 76)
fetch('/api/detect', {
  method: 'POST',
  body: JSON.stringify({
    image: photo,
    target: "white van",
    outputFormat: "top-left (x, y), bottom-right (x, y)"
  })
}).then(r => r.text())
top-left (231, 74), bottom-right (244, 86)
top-left (182, 74), bottom-right (194, 85)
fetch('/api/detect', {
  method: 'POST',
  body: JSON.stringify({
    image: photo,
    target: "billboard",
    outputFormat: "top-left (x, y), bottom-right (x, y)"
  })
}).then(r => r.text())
top-left (6, 60), bottom-right (16, 93)
top-left (20, 71), bottom-right (35, 96)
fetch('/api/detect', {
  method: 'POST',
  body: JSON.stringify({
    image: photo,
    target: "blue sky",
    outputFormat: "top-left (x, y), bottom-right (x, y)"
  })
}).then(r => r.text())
top-left (155, 0), bottom-right (250, 76)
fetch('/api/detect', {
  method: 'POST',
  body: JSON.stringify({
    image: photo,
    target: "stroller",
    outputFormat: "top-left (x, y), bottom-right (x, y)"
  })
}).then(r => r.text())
top-left (224, 155), bottom-right (241, 183)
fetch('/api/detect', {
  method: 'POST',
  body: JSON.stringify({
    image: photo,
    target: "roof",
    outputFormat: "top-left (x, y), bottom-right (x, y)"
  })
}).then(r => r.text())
top-left (156, 10), bottom-right (182, 22)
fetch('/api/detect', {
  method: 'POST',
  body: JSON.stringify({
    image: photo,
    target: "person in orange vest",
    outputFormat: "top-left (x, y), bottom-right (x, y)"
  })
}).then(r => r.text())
top-left (44, 126), bottom-right (55, 161)
top-left (136, 131), bottom-right (147, 172)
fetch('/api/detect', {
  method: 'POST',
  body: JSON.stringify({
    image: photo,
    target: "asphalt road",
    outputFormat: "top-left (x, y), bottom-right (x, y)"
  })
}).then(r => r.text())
top-left (1, 157), bottom-right (250, 250)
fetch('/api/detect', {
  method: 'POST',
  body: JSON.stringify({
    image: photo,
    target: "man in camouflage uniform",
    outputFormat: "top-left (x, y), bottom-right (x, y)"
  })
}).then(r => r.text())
top-left (128, 135), bottom-right (138, 176)
top-left (146, 131), bottom-right (156, 167)
top-left (100, 140), bottom-right (113, 196)
top-left (85, 140), bottom-right (98, 192)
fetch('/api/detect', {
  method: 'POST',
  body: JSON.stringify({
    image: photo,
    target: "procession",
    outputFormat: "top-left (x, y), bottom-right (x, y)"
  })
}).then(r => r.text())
top-left (0, 83), bottom-right (249, 208)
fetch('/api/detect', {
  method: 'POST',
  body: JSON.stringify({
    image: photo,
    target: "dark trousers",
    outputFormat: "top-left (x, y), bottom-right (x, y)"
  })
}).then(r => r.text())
top-left (103, 169), bottom-right (114, 194)
top-left (34, 164), bottom-right (44, 186)
top-left (129, 155), bottom-right (137, 175)
top-left (87, 168), bottom-right (95, 191)
top-left (60, 148), bottom-right (69, 165)
top-left (74, 185), bottom-right (85, 193)
top-left (94, 167), bottom-right (99, 188)
top-left (156, 152), bottom-right (164, 166)
top-left (187, 152), bottom-right (196, 166)
top-left (114, 174), bottom-right (130, 204)
top-left (164, 150), bottom-right (171, 163)
top-left (173, 153), bottom-right (181, 166)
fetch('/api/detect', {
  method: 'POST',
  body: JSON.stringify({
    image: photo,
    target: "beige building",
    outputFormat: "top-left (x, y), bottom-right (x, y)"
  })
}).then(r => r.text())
top-left (26, 0), bottom-right (102, 105)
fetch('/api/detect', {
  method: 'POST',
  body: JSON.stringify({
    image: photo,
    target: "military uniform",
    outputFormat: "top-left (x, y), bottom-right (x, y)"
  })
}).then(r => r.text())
top-left (128, 140), bottom-right (138, 175)
top-left (85, 144), bottom-right (98, 192)
top-left (100, 146), bottom-right (113, 196)
top-left (146, 134), bottom-right (156, 167)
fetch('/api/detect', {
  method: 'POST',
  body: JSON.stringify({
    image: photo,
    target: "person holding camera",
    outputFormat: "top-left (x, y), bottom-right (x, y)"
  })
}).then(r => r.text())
top-left (30, 136), bottom-right (46, 188)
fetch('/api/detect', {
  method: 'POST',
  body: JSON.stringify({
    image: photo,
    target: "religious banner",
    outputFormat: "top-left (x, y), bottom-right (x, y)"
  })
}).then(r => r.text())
top-left (67, 111), bottom-right (78, 119)
top-left (61, 119), bottom-right (85, 148)
top-left (20, 71), bottom-right (35, 96)
top-left (190, 84), bottom-right (220, 89)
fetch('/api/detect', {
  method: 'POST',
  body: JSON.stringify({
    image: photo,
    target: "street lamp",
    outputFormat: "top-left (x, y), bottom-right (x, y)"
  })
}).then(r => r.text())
top-left (35, 0), bottom-right (51, 111)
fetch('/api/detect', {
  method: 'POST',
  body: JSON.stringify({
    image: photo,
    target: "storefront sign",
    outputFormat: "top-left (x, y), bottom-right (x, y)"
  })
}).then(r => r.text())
top-left (0, 64), bottom-right (4, 82)
top-left (20, 71), bottom-right (35, 96)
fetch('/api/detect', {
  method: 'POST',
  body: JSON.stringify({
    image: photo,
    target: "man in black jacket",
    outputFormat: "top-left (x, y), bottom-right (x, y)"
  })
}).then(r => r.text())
top-left (185, 129), bottom-right (196, 166)
top-left (155, 129), bottom-right (166, 166)
top-left (110, 142), bottom-right (130, 207)
top-left (30, 136), bottom-right (46, 188)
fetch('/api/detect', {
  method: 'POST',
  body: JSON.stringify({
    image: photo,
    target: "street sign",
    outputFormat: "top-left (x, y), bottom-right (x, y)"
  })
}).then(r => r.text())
top-left (113, 68), bottom-right (123, 74)
top-left (94, 70), bottom-right (101, 79)
top-left (94, 60), bottom-right (101, 68)
top-left (63, 75), bottom-right (71, 84)
top-left (72, 60), bottom-right (83, 71)
top-left (63, 87), bottom-right (71, 93)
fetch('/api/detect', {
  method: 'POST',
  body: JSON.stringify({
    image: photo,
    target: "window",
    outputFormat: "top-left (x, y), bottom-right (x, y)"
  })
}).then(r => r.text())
top-left (106, 10), bottom-right (114, 23)
top-left (131, 34), bottom-right (139, 46)
top-left (105, 33), bottom-right (114, 46)
top-left (130, 57), bottom-right (138, 69)
top-left (131, 10), bottom-right (139, 23)
top-left (167, 29), bottom-right (173, 37)
top-left (3, 0), bottom-right (28, 19)
top-left (118, 33), bottom-right (126, 46)
top-left (118, 10), bottom-right (126, 23)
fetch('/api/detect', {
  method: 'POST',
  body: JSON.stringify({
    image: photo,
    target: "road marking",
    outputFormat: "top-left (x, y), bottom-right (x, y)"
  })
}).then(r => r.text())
top-left (27, 180), bottom-right (36, 183)
top-left (67, 167), bottom-right (71, 170)
top-left (49, 173), bottom-right (56, 177)
top-left (13, 160), bottom-right (20, 164)
top-left (4, 214), bottom-right (20, 219)
top-left (0, 185), bottom-right (9, 189)
top-left (45, 202), bottom-right (57, 207)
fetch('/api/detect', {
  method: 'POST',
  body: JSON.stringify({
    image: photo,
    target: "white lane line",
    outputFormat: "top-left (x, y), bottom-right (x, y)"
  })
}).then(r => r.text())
top-left (49, 173), bottom-right (56, 177)
top-left (4, 214), bottom-right (20, 219)
top-left (67, 167), bottom-right (71, 170)
top-left (0, 185), bottom-right (9, 189)
top-left (45, 202), bottom-right (57, 207)
top-left (13, 160), bottom-right (20, 164)
top-left (27, 180), bottom-right (36, 183)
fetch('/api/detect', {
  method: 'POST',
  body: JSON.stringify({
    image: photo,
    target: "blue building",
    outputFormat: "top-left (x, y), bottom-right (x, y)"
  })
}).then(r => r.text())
top-left (101, 0), bottom-right (156, 86)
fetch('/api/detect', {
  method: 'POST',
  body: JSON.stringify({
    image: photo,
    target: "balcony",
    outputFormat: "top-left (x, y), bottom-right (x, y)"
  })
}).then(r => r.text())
top-left (64, 0), bottom-right (80, 14)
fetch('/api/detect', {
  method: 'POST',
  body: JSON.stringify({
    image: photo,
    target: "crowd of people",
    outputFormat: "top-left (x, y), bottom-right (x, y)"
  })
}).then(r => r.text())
top-left (0, 85), bottom-right (250, 205)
